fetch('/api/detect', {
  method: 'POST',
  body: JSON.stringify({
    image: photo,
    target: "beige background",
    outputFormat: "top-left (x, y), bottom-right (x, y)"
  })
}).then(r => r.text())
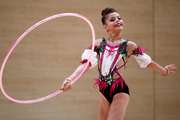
top-left (0, 0), bottom-right (179, 120)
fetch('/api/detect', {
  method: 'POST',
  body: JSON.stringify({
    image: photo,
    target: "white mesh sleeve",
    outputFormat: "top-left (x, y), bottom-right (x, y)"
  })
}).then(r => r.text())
top-left (81, 49), bottom-right (98, 69)
top-left (132, 53), bottom-right (152, 68)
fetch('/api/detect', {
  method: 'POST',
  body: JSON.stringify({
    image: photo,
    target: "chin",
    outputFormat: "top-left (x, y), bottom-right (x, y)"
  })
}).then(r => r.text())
top-left (115, 27), bottom-right (123, 31)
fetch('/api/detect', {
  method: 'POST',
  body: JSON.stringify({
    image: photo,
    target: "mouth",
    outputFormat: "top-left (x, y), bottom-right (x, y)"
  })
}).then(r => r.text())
top-left (115, 23), bottom-right (123, 27)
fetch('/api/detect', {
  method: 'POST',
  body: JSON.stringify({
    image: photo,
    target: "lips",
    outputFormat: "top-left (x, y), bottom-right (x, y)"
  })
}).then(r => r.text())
top-left (115, 23), bottom-right (122, 27)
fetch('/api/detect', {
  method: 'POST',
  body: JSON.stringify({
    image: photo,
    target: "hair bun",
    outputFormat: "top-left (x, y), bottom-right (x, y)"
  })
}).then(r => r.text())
top-left (101, 9), bottom-right (106, 16)
top-left (101, 7), bottom-right (118, 24)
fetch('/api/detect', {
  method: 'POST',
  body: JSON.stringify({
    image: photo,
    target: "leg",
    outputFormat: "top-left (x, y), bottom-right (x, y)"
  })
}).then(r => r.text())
top-left (107, 93), bottom-right (129, 120)
top-left (98, 92), bottom-right (110, 120)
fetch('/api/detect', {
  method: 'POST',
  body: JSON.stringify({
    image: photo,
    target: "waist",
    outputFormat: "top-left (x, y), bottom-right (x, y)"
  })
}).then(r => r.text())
top-left (98, 75), bottom-right (124, 86)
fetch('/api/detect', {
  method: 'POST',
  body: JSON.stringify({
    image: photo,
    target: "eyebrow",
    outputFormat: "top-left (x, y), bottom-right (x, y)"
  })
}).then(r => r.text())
top-left (109, 16), bottom-right (120, 19)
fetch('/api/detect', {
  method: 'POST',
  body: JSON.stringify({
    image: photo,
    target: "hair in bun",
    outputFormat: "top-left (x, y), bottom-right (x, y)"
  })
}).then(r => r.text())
top-left (101, 7), bottom-right (118, 25)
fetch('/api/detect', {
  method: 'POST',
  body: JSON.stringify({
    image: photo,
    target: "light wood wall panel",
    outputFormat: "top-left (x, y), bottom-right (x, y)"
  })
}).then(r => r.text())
top-left (0, 0), bottom-right (152, 120)
top-left (0, 0), bottom-right (179, 120)
top-left (121, 1), bottom-right (154, 120)
top-left (154, 0), bottom-right (180, 120)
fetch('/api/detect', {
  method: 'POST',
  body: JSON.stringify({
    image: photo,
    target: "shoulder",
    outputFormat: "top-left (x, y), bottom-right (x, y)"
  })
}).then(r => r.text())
top-left (86, 39), bottom-right (103, 50)
top-left (127, 40), bottom-right (137, 50)
top-left (126, 40), bottom-right (138, 55)
top-left (95, 38), bottom-right (103, 47)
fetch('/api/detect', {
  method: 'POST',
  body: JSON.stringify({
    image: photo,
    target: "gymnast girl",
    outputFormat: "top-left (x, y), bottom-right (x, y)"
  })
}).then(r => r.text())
top-left (61, 7), bottom-right (177, 120)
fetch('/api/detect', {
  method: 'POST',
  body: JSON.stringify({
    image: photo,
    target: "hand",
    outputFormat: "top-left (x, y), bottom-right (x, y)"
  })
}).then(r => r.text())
top-left (163, 64), bottom-right (177, 75)
top-left (60, 78), bottom-right (72, 92)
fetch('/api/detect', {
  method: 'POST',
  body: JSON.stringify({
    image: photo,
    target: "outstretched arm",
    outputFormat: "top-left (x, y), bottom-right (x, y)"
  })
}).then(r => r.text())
top-left (127, 41), bottom-right (177, 75)
top-left (147, 61), bottom-right (177, 75)
top-left (66, 63), bottom-right (90, 80)
top-left (61, 63), bottom-right (90, 92)
top-left (61, 39), bottom-right (101, 92)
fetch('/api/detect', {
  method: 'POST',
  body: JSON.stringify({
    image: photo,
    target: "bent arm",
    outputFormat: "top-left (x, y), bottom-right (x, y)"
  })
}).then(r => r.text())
top-left (67, 39), bottom-right (100, 80)
top-left (66, 62), bottom-right (90, 80)
top-left (61, 63), bottom-right (90, 92)
top-left (61, 39), bottom-right (101, 91)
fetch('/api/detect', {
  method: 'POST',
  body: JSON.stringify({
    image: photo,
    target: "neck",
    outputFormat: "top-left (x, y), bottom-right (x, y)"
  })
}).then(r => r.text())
top-left (108, 31), bottom-right (122, 42)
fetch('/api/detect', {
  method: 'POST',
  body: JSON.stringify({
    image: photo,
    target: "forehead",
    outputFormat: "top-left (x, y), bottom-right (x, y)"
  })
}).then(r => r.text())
top-left (107, 12), bottom-right (121, 18)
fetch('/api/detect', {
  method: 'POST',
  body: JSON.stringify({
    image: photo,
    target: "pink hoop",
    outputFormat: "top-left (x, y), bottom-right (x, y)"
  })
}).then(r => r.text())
top-left (0, 13), bottom-right (95, 103)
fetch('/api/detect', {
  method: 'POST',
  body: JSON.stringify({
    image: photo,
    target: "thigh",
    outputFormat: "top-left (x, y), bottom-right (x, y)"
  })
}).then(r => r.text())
top-left (98, 92), bottom-right (110, 120)
top-left (107, 93), bottom-right (130, 120)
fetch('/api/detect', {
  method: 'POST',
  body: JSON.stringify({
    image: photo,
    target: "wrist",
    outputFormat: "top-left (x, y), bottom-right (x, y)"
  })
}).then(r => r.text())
top-left (162, 68), bottom-right (168, 76)
top-left (65, 78), bottom-right (72, 82)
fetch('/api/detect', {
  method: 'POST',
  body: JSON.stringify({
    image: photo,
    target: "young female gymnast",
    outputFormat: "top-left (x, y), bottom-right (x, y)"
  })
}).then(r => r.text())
top-left (61, 7), bottom-right (177, 120)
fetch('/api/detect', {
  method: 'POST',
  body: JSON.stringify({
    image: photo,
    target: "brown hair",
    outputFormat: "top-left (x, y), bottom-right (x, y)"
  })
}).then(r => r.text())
top-left (101, 7), bottom-right (119, 25)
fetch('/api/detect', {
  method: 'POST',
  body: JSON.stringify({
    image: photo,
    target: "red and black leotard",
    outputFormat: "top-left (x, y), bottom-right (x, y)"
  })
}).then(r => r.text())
top-left (81, 38), bottom-right (151, 103)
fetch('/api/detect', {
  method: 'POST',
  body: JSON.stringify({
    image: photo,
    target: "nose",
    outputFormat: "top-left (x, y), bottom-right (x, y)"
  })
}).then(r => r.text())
top-left (116, 18), bottom-right (120, 22)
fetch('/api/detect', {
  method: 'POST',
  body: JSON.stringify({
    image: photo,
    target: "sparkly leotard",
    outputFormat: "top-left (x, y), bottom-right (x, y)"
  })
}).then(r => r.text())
top-left (80, 38), bottom-right (151, 103)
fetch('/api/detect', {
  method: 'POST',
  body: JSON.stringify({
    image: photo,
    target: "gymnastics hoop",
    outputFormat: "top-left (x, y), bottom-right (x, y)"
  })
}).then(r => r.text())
top-left (0, 13), bottom-right (95, 104)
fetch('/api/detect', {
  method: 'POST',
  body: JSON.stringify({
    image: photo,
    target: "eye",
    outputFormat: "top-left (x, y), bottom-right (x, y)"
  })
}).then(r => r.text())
top-left (118, 18), bottom-right (121, 20)
top-left (110, 19), bottom-right (115, 22)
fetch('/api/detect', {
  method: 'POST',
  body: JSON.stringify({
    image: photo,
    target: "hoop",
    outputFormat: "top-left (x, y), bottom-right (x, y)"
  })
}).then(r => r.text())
top-left (0, 13), bottom-right (95, 103)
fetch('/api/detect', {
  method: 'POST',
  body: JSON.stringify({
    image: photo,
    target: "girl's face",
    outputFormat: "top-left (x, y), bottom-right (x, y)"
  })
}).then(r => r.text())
top-left (103, 12), bottom-right (124, 32)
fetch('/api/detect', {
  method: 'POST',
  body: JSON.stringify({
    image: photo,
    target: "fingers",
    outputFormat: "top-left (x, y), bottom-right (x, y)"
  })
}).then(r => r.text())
top-left (165, 64), bottom-right (177, 75)
top-left (60, 88), bottom-right (63, 90)
top-left (61, 80), bottom-right (72, 92)
top-left (169, 64), bottom-right (177, 69)
top-left (64, 83), bottom-right (72, 92)
top-left (170, 71), bottom-right (175, 74)
top-left (169, 65), bottom-right (177, 72)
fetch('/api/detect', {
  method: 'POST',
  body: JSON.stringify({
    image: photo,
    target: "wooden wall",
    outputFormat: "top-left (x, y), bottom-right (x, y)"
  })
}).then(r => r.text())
top-left (0, 0), bottom-right (179, 120)
top-left (155, 0), bottom-right (180, 120)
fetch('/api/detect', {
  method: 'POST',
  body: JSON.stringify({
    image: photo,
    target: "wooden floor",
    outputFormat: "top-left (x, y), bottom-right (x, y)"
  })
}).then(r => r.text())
top-left (0, 0), bottom-right (179, 120)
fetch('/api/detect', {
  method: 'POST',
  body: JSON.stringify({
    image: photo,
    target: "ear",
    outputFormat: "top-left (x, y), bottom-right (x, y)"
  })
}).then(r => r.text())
top-left (103, 24), bottom-right (108, 31)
